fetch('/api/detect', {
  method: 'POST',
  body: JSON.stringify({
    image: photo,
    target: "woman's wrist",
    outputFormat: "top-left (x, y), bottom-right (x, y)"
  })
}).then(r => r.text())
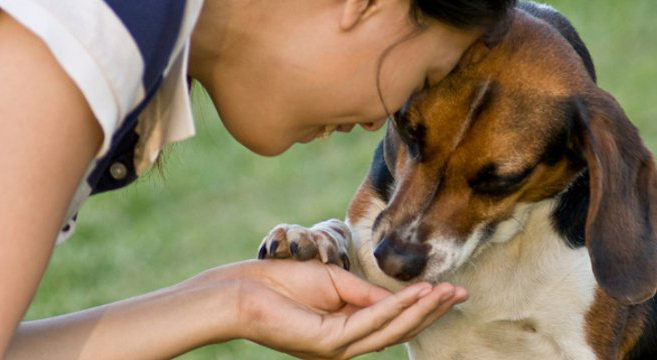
top-left (172, 274), bottom-right (244, 345)
top-left (173, 262), bottom-right (272, 344)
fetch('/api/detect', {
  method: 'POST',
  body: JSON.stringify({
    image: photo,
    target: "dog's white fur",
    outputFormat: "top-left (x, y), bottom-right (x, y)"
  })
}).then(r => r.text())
top-left (315, 196), bottom-right (600, 359)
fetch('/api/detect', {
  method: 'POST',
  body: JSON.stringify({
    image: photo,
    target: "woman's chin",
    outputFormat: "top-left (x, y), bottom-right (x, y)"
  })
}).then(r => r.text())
top-left (242, 140), bottom-right (292, 157)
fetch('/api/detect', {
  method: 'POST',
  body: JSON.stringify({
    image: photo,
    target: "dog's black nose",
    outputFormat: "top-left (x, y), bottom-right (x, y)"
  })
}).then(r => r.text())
top-left (374, 232), bottom-right (428, 281)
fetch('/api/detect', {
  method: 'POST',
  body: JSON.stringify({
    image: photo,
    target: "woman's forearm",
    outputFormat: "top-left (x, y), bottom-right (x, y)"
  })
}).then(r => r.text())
top-left (6, 279), bottom-right (240, 360)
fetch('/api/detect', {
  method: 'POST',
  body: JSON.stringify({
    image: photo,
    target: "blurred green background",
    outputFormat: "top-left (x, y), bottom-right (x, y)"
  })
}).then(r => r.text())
top-left (26, 1), bottom-right (656, 359)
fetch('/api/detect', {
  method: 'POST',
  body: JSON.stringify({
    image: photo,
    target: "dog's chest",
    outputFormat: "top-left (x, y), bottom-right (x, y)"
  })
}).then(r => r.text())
top-left (349, 201), bottom-right (600, 360)
top-left (408, 249), bottom-right (598, 360)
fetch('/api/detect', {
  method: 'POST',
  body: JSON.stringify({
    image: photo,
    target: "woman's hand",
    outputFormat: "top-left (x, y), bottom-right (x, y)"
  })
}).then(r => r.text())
top-left (192, 260), bottom-right (467, 359)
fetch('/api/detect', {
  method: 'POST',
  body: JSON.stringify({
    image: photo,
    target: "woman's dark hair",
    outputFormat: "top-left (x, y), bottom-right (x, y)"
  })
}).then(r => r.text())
top-left (411, 0), bottom-right (517, 29)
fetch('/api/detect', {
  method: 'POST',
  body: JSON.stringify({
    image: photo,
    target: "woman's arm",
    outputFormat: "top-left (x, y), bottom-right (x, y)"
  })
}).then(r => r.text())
top-left (0, 11), bottom-right (102, 356)
top-left (6, 276), bottom-right (239, 359)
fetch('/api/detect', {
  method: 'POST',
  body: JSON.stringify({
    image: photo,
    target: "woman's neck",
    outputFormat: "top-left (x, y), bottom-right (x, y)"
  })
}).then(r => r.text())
top-left (188, 0), bottom-right (235, 86)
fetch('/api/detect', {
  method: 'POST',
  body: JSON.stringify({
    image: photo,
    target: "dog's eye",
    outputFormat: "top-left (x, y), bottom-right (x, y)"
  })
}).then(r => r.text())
top-left (393, 116), bottom-right (425, 160)
top-left (395, 119), bottom-right (417, 143)
top-left (469, 164), bottom-right (534, 197)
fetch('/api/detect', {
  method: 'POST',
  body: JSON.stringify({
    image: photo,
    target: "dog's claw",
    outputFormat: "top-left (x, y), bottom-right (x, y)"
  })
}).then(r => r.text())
top-left (257, 244), bottom-right (267, 259)
top-left (290, 242), bottom-right (299, 256)
top-left (341, 253), bottom-right (351, 271)
top-left (269, 240), bottom-right (279, 257)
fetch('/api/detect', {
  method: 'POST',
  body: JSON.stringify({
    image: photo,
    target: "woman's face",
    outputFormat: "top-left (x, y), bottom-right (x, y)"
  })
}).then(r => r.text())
top-left (192, 0), bottom-right (481, 156)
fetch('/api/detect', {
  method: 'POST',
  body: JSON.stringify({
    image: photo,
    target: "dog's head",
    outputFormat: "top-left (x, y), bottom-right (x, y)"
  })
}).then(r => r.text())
top-left (373, 8), bottom-right (657, 304)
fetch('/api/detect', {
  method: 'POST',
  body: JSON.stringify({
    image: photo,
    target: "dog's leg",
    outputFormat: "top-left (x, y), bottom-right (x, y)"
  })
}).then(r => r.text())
top-left (257, 219), bottom-right (352, 270)
top-left (257, 141), bottom-right (392, 278)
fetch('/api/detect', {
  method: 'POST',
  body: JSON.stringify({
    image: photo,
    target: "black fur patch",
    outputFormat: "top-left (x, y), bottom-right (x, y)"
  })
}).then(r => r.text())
top-left (627, 297), bottom-right (657, 359)
top-left (551, 172), bottom-right (588, 248)
top-left (541, 127), bottom-right (570, 166)
top-left (480, 222), bottom-right (498, 243)
top-left (369, 141), bottom-right (395, 203)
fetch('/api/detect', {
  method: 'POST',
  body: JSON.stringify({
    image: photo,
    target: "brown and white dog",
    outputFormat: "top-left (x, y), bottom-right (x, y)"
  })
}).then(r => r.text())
top-left (258, 2), bottom-right (657, 359)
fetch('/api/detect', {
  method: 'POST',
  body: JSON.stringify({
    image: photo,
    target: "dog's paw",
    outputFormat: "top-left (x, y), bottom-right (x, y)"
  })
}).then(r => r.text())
top-left (257, 219), bottom-right (351, 270)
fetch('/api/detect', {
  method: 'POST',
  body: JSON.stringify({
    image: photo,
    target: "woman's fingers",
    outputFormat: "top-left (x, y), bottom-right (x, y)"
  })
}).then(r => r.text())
top-left (341, 283), bottom-right (461, 358)
top-left (333, 282), bottom-right (436, 345)
top-left (324, 264), bottom-right (468, 358)
top-left (326, 265), bottom-right (392, 307)
top-left (398, 286), bottom-right (468, 342)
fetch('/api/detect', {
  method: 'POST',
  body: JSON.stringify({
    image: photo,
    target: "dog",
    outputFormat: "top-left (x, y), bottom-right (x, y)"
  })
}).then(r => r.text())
top-left (258, 2), bottom-right (657, 359)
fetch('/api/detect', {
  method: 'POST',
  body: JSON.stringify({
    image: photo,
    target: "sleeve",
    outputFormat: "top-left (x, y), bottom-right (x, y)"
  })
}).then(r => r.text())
top-left (0, 0), bottom-right (147, 156)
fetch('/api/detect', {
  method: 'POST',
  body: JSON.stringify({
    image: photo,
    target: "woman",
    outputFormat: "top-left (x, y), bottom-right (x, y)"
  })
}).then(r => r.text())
top-left (0, 0), bottom-right (514, 358)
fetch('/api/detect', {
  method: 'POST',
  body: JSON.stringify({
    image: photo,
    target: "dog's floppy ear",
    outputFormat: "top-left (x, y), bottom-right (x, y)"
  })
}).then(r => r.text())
top-left (574, 90), bottom-right (657, 304)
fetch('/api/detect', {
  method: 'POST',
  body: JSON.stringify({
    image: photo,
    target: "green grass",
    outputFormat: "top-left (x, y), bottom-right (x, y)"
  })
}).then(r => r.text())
top-left (26, 1), bottom-right (656, 359)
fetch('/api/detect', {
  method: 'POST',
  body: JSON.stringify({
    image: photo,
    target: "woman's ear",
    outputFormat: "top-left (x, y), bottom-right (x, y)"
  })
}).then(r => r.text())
top-left (341, 0), bottom-right (378, 30)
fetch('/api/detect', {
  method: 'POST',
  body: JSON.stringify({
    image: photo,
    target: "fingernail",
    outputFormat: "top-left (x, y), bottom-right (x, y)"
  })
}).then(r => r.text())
top-left (418, 286), bottom-right (432, 297)
top-left (453, 287), bottom-right (469, 303)
top-left (440, 290), bottom-right (455, 302)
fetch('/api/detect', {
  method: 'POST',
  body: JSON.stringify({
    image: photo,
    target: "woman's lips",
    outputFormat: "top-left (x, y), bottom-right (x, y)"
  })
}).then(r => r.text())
top-left (336, 124), bottom-right (355, 132)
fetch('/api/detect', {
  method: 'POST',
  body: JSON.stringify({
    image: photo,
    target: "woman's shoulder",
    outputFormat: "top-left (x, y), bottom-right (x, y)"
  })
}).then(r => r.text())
top-left (0, 0), bottom-right (203, 131)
